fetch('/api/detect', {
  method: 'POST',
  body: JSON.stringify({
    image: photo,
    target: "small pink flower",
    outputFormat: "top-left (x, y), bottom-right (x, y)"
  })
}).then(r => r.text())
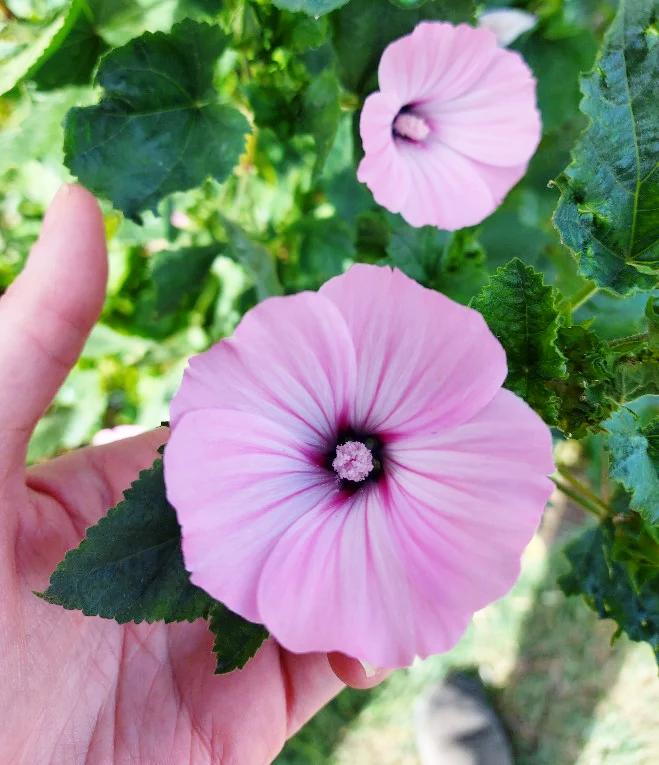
top-left (165, 265), bottom-right (554, 668)
top-left (358, 22), bottom-right (541, 231)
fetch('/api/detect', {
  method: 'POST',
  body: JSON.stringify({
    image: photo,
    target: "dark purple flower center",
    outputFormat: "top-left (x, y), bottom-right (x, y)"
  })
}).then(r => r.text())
top-left (326, 428), bottom-right (385, 494)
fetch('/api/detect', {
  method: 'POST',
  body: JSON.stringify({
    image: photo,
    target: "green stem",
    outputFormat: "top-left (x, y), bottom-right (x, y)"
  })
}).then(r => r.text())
top-left (555, 466), bottom-right (612, 517)
top-left (551, 477), bottom-right (606, 519)
top-left (569, 283), bottom-right (599, 314)
top-left (607, 331), bottom-right (649, 352)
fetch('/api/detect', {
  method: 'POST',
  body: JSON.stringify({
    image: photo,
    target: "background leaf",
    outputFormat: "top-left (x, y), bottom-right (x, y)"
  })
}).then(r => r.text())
top-left (552, 0), bottom-right (658, 294)
top-left (64, 19), bottom-right (250, 220)
top-left (151, 244), bottom-right (220, 319)
top-left (220, 217), bottom-right (283, 299)
top-left (272, 0), bottom-right (351, 16)
top-left (550, 325), bottom-right (616, 439)
top-left (302, 67), bottom-right (341, 176)
top-left (331, 0), bottom-right (474, 96)
top-left (39, 458), bottom-right (214, 623)
top-left (471, 259), bottom-right (567, 423)
top-left (386, 220), bottom-right (487, 304)
top-left (560, 521), bottom-right (659, 665)
top-left (0, 0), bottom-right (71, 95)
top-left (606, 410), bottom-right (659, 527)
top-left (29, 3), bottom-right (108, 90)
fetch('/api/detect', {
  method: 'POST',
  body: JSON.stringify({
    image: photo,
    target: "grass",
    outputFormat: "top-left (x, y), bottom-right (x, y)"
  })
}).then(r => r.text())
top-left (276, 500), bottom-right (659, 764)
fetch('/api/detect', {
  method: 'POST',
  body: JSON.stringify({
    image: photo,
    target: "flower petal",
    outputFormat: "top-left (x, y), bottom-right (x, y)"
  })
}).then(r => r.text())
top-left (359, 91), bottom-right (400, 154)
top-left (469, 160), bottom-right (528, 204)
top-left (165, 409), bottom-right (338, 623)
top-left (170, 292), bottom-right (357, 449)
top-left (319, 265), bottom-right (507, 436)
top-left (384, 388), bottom-right (554, 613)
top-left (421, 48), bottom-right (541, 168)
top-left (378, 22), bottom-right (498, 105)
top-left (258, 483), bottom-right (457, 668)
top-left (357, 143), bottom-right (412, 215)
top-left (257, 390), bottom-right (553, 667)
top-left (398, 140), bottom-right (497, 229)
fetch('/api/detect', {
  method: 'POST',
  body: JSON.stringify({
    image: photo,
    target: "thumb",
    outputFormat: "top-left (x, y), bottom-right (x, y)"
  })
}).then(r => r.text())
top-left (0, 184), bottom-right (107, 473)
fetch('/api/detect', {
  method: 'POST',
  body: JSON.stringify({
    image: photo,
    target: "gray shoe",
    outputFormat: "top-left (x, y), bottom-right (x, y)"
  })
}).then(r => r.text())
top-left (414, 671), bottom-right (513, 765)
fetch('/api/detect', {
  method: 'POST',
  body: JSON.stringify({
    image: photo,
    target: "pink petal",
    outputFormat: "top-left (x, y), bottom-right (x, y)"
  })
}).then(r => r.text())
top-left (421, 48), bottom-right (541, 167)
top-left (165, 409), bottom-right (338, 622)
top-left (357, 143), bottom-right (412, 215)
top-left (378, 22), bottom-right (498, 105)
top-left (257, 390), bottom-right (553, 668)
top-left (384, 387), bottom-right (554, 612)
top-left (397, 140), bottom-right (496, 230)
top-left (257, 483), bottom-right (453, 668)
top-left (170, 292), bottom-right (357, 449)
top-left (470, 160), bottom-right (529, 204)
top-left (319, 265), bottom-right (507, 436)
top-left (359, 91), bottom-right (400, 154)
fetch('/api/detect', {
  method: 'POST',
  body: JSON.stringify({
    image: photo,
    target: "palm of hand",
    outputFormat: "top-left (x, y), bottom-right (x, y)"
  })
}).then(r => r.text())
top-left (0, 187), bottom-right (375, 765)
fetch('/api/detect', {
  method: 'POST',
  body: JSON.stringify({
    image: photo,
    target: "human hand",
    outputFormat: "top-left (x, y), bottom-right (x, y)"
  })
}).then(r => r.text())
top-left (0, 185), bottom-right (386, 764)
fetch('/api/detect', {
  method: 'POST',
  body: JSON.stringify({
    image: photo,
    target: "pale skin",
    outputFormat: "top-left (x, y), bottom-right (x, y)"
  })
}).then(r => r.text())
top-left (0, 185), bottom-right (386, 765)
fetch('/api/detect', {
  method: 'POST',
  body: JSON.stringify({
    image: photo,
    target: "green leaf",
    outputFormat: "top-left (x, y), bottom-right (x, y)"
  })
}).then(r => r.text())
top-left (302, 68), bottom-right (341, 176)
top-left (471, 259), bottom-right (566, 423)
top-left (0, 0), bottom-right (82, 95)
top-left (64, 20), bottom-right (250, 221)
top-left (331, 0), bottom-right (474, 96)
top-left (39, 458), bottom-right (214, 623)
top-left (606, 410), bottom-right (659, 527)
top-left (550, 325), bottom-right (616, 439)
top-left (151, 245), bottom-right (220, 319)
top-left (386, 221), bottom-right (487, 304)
top-left (552, 0), bottom-right (658, 294)
top-left (88, 0), bottom-right (221, 47)
top-left (514, 29), bottom-right (598, 133)
top-left (613, 349), bottom-right (659, 403)
top-left (272, 0), bottom-right (351, 16)
top-left (283, 215), bottom-right (355, 290)
top-left (208, 604), bottom-right (269, 674)
top-left (609, 296), bottom-right (659, 402)
top-left (220, 217), bottom-right (283, 300)
top-left (30, 5), bottom-right (109, 90)
top-left (388, 0), bottom-right (429, 8)
top-left (647, 295), bottom-right (659, 342)
top-left (560, 522), bottom-right (659, 665)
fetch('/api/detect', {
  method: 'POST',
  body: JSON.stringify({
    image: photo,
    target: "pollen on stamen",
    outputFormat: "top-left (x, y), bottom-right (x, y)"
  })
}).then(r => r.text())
top-left (392, 112), bottom-right (431, 143)
top-left (332, 441), bottom-right (374, 483)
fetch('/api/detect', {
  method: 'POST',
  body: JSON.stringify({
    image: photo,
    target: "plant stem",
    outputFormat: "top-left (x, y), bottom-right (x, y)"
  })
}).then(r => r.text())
top-left (555, 466), bottom-right (612, 517)
top-left (569, 283), bottom-right (599, 314)
top-left (551, 477), bottom-right (606, 519)
top-left (0, 1), bottom-right (15, 20)
top-left (607, 331), bottom-right (649, 352)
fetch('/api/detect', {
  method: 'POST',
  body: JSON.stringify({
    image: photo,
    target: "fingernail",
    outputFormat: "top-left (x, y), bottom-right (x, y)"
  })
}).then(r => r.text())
top-left (359, 660), bottom-right (378, 678)
top-left (40, 185), bottom-right (72, 239)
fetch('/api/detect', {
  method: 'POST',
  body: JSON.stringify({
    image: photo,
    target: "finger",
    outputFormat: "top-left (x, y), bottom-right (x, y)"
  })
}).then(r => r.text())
top-left (0, 185), bottom-right (107, 473)
top-left (328, 652), bottom-right (392, 689)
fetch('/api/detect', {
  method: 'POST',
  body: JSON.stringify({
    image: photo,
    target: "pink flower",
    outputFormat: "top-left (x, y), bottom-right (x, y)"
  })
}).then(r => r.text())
top-left (165, 265), bottom-right (554, 668)
top-left (357, 22), bottom-right (541, 231)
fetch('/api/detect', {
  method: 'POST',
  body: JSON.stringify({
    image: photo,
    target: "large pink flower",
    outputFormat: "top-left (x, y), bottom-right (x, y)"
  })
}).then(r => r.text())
top-left (358, 22), bottom-right (541, 231)
top-left (165, 265), bottom-right (553, 668)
